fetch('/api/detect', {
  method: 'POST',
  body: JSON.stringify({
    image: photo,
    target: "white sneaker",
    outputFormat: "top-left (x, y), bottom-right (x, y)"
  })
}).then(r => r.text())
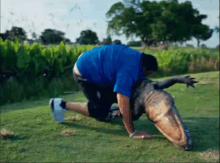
top-left (105, 105), bottom-right (121, 120)
top-left (49, 98), bottom-right (67, 123)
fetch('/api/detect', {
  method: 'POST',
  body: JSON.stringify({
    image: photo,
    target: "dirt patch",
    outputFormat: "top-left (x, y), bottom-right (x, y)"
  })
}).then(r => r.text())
top-left (199, 149), bottom-right (220, 161)
top-left (60, 129), bottom-right (75, 137)
top-left (0, 128), bottom-right (15, 139)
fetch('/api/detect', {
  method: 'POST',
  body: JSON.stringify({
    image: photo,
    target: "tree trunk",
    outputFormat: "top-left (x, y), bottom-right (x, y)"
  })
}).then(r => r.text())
top-left (197, 39), bottom-right (200, 48)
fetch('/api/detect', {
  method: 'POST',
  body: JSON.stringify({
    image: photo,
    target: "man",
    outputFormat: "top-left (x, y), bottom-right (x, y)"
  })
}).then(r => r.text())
top-left (49, 44), bottom-right (158, 139)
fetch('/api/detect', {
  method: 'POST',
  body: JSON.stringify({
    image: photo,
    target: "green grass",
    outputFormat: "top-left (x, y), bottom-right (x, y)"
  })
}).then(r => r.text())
top-left (0, 71), bottom-right (219, 162)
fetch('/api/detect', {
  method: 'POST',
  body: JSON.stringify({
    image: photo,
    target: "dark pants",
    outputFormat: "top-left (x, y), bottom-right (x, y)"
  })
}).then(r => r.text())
top-left (73, 72), bottom-right (117, 121)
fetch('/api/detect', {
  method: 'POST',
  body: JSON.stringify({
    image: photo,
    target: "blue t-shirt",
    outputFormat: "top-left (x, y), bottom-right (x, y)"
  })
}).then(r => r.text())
top-left (76, 44), bottom-right (144, 98)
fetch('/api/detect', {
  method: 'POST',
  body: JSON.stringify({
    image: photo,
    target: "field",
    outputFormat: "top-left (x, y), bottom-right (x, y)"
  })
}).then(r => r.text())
top-left (0, 71), bottom-right (219, 162)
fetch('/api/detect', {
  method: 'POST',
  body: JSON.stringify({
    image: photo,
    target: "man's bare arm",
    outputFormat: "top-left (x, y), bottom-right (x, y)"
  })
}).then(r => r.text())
top-left (152, 76), bottom-right (198, 90)
top-left (117, 93), bottom-right (134, 134)
top-left (117, 93), bottom-right (154, 139)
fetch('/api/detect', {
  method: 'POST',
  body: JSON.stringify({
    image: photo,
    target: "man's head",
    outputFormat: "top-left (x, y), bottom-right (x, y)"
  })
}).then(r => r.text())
top-left (142, 53), bottom-right (158, 76)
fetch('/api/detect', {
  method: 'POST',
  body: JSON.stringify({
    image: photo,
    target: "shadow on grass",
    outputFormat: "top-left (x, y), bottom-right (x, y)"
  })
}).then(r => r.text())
top-left (136, 116), bottom-right (219, 152)
top-left (1, 135), bottom-right (27, 141)
top-left (138, 116), bottom-right (219, 152)
top-left (11, 136), bottom-right (27, 141)
top-left (64, 116), bottom-right (219, 152)
top-left (182, 117), bottom-right (219, 152)
top-left (63, 121), bottom-right (128, 137)
top-left (139, 116), bottom-right (220, 152)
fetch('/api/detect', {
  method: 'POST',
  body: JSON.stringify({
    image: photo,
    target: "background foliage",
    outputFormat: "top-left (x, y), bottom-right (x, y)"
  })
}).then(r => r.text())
top-left (0, 38), bottom-right (218, 105)
top-left (0, 38), bottom-right (94, 105)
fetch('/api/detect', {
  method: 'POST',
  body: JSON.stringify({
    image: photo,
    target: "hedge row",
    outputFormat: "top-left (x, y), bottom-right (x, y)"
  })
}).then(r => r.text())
top-left (152, 48), bottom-right (219, 76)
top-left (0, 39), bottom-right (219, 105)
top-left (0, 38), bottom-right (94, 83)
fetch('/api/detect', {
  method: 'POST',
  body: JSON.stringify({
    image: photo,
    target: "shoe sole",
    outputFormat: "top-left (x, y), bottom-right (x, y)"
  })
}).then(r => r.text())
top-left (49, 98), bottom-right (66, 123)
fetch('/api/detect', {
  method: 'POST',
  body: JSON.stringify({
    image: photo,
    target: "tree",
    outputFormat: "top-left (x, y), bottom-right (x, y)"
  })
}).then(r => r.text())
top-left (76, 30), bottom-right (99, 45)
top-left (64, 38), bottom-right (71, 44)
top-left (192, 24), bottom-right (213, 48)
top-left (106, 1), bottom-right (170, 45)
top-left (0, 26), bottom-right (27, 42)
top-left (32, 32), bottom-right (37, 39)
top-left (214, 16), bottom-right (219, 33)
top-left (113, 39), bottom-right (122, 44)
top-left (40, 29), bottom-right (67, 45)
top-left (127, 40), bottom-right (142, 47)
top-left (214, 26), bottom-right (219, 33)
top-left (99, 35), bottom-right (113, 45)
top-left (106, 0), bottom-right (210, 47)
top-left (104, 35), bottom-right (112, 45)
top-left (0, 33), bottom-right (6, 40)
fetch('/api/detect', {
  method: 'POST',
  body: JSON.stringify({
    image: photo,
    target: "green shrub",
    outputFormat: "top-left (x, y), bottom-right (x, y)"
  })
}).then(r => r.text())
top-left (0, 40), bottom-right (218, 105)
top-left (127, 40), bottom-right (142, 47)
top-left (151, 48), bottom-right (219, 77)
top-left (0, 40), bottom-right (94, 105)
top-left (154, 50), bottom-right (190, 75)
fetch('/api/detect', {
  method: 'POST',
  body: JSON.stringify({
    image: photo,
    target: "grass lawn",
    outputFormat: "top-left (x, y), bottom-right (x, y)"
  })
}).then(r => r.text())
top-left (0, 71), bottom-right (219, 162)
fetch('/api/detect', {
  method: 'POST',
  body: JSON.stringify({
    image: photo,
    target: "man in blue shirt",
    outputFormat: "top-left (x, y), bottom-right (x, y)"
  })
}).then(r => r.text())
top-left (49, 44), bottom-right (158, 139)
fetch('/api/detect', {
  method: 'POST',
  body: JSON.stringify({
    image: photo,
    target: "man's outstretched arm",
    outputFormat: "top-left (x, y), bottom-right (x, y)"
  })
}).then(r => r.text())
top-left (152, 76), bottom-right (198, 90)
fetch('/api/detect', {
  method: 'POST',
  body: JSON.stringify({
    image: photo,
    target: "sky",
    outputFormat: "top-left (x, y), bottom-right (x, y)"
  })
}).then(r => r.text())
top-left (1, 0), bottom-right (219, 48)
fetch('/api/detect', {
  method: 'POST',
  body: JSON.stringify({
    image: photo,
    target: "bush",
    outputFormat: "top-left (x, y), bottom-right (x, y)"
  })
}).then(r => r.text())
top-left (150, 48), bottom-right (219, 77)
top-left (127, 40), bottom-right (142, 47)
top-left (186, 44), bottom-right (195, 48)
top-left (201, 44), bottom-right (208, 49)
top-left (113, 39), bottom-right (122, 45)
top-left (0, 40), bottom-right (94, 105)
top-left (154, 50), bottom-right (190, 75)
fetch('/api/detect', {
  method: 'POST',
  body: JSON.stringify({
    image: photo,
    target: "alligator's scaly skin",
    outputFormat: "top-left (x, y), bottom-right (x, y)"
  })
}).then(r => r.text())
top-left (130, 77), bottom-right (193, 151)
top-left (130, 78), bottom-right (174, 121)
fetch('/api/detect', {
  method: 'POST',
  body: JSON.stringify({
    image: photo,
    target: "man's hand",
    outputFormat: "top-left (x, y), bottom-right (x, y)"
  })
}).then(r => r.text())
top-left (181, 76), bottom-right (198, 88)
top-left (132, 131), bottom-right (154, 139)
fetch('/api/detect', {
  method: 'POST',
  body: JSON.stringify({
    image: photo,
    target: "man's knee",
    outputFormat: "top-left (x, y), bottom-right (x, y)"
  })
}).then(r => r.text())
top-left (87, 101), bottom-right (110, 121)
